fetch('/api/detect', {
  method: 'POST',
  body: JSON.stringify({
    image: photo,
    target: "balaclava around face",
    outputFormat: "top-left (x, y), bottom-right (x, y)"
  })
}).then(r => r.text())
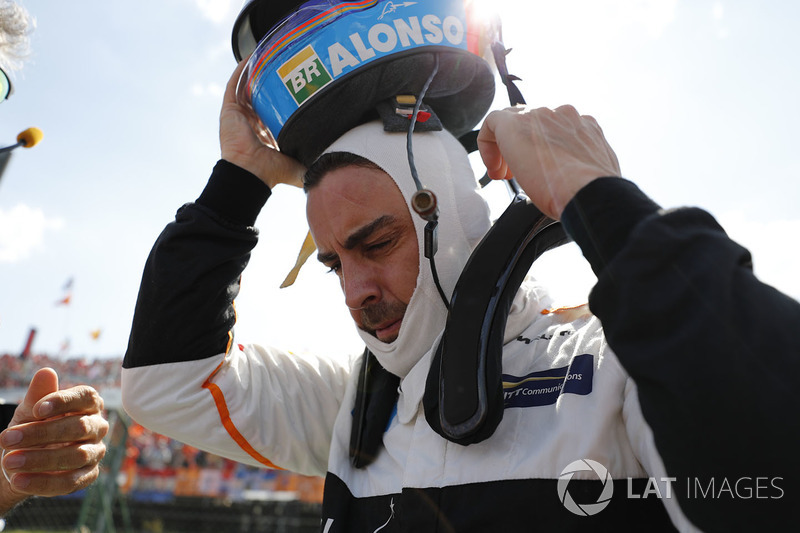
top-left (320, 121), bottom-right (491, 378)
top-left (319, 120), bottom-right (553, 379)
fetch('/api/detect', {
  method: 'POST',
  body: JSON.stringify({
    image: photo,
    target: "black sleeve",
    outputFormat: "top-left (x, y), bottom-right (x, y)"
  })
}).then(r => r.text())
top-left (1, 404), bottom-right (16, 429)
top-left (561, 177), bottom-right (800, 531)
top-left (123, 160), bottom-right (271, 369)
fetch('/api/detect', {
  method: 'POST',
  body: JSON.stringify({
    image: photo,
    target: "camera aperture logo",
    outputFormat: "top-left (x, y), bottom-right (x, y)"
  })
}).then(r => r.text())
top-left (558, 459), bottom-right (614, 516)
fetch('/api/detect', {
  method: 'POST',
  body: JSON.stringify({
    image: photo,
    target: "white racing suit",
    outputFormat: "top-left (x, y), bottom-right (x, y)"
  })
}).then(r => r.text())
top-left (123, 153), bottom-right (798, 531)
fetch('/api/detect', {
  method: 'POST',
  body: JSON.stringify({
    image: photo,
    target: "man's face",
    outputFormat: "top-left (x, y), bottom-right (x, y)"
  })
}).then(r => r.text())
top-left (307, 164), bottom-right (419, 343)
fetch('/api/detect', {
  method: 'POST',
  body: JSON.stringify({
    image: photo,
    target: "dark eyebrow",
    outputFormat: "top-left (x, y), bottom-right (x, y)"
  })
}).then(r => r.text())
top-left (344, 215), bottom-right (397, 249)
top-left (316, 215), bottom-right (398, 264)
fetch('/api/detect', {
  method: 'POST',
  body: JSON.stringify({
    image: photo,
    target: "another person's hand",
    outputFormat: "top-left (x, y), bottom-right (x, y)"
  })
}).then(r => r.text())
top-left (477, 105), bottom-right (621, 220)
top-left (219, 60), bottom-right (306, 189)
top-left (0, 368), bottom-right (108, 514)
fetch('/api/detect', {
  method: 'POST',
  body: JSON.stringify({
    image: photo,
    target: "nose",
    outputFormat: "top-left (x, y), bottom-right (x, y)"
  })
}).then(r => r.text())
top-left (342, 260), bottom-right (381, 311)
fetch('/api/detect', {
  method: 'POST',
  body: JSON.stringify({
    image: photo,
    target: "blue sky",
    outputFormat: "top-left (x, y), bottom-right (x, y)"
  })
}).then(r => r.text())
top-left (1, 0), bottom-right (798, 359)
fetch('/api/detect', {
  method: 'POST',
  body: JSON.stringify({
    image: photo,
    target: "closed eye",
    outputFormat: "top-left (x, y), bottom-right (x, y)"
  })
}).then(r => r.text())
top-left (364, 227), bottom-right (403, 256)
top-left (367, 240), bottom-right (390, 251)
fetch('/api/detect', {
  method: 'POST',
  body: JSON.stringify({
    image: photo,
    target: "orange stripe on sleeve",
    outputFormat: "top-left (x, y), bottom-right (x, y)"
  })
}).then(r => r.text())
top-left (541, 303), bottom-right (589, 315)
top-left (202, 360), bottom-right (284, 470)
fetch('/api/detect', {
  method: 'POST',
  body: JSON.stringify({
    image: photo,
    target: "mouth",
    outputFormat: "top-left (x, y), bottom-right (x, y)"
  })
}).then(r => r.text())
top-left (374, 318), bottom-right (402, 343)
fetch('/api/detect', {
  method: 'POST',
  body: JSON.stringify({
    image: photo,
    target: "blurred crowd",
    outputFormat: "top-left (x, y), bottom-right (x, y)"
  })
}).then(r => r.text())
top-left (0, 352), bottom-right (121, 389)
top-left (123, 423), bottom-right (324, 503)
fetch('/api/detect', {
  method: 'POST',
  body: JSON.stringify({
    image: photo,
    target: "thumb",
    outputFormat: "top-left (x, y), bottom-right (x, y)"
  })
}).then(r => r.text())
top-left (20, 368), bottom-right (59, 420)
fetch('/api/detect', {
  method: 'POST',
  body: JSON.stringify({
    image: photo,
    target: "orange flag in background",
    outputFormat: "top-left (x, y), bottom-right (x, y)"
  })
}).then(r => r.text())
top-left (55, 277), bottom-right (73, 306)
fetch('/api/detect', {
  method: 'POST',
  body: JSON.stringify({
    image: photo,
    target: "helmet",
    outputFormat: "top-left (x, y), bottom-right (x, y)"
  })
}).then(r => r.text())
top-left (232, 0), bottom-right (499, 165)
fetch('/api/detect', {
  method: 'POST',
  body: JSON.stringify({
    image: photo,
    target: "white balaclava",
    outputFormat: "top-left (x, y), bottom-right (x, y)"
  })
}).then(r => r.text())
top-left (322, 120), bottom-right (550, 378)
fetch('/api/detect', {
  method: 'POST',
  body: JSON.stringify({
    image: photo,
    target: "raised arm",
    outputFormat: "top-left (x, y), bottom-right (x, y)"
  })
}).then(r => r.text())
top-left (477, 105), bottom-right (799, 530)
top-left (121, 64), bottom-right (350, 477)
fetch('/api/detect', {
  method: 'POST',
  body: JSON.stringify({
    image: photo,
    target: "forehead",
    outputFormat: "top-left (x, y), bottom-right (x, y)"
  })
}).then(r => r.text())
top-left (306, 165), bottom-right (411, 241)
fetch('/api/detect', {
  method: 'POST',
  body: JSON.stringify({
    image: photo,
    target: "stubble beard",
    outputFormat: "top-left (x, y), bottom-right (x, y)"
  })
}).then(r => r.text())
top-left (358, 300), bottom-right (408, 343)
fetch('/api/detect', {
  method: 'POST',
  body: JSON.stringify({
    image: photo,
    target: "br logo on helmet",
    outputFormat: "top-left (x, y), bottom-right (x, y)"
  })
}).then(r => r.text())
top-left (278, 45), bottom-right (333, 105)
top-left (557, 459), bottom-right (614, 516)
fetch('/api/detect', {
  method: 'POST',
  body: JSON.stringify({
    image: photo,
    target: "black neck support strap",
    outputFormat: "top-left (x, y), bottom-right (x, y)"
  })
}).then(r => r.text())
top-left (350, 349), bottom-right (400, 468)
top-left (422, 196), bottom-right (570, 444)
